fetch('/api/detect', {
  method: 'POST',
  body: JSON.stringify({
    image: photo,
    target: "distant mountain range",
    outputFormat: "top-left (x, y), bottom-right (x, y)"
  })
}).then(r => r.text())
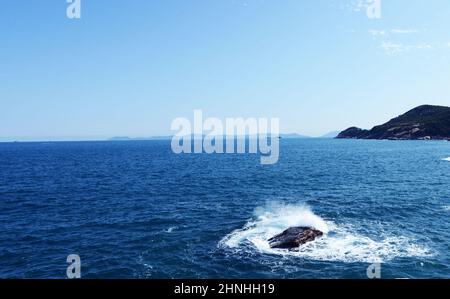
top-left (337, 105), bottom-right (450, 140)
top-left (109, 136), bottom-right (171, 141)
top-left (279, 133), bottom-right (310, 139)
top-left (108, 133), bottom-right (340, 141)
top-left (320, 131), bottom-right (340, 138)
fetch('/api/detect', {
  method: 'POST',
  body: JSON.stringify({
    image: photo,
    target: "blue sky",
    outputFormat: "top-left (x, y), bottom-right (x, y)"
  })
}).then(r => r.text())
top-left (1, 0), bottom-right (450, 141)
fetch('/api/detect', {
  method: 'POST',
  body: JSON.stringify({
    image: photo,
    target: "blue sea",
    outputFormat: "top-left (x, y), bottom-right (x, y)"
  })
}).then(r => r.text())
top-left (0, 139), bottom-right (449, 278)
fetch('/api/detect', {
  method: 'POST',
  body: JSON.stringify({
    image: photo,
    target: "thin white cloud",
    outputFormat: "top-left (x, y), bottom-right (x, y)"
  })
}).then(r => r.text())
top-left (414, 43), bottom-right (432, 49)
top-left (380, 42), bottom-right (433, 54)
top-left (369, 30), bottom-right (386, 36)
top-left (368, 27), bottom-right (436, 54)
top-left (370, 28), bottom-right (418, 37)
top-left (349, 0), bottom-right (366, 12)
top-left (391, 29), bottom-right (419, 34)
top-left (380, 42), bottom-right (405, 53)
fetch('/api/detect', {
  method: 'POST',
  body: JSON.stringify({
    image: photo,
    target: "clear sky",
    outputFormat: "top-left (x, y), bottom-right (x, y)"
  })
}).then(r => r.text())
top-left (1, 0), bottom-right (450, 141)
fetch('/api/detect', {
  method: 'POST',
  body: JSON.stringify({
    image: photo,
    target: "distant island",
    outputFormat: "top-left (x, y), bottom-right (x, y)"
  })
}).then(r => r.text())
top-left (321, 131), bottom-right (340, 138)
top-left (109, 136), bottom-right (172, 141)
top-left (337, 105), bottom-right (450, 140)
top-left (109, 133), bottom-right (312, 141)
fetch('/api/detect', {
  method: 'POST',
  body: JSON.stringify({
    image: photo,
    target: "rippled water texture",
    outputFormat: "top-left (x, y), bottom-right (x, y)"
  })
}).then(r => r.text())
top-left (0, 139), bottom-right (449, 278)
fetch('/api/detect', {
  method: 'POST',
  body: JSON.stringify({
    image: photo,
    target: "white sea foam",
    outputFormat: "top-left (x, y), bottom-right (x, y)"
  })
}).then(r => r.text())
top-left (219, 203), bottom-right (432, 263)
top-left (443, 205), bottom-right (450, 211)
top-left (165, 226), bottom-right (178, 233)
top-left (442, 157), bottom-right (450, 162)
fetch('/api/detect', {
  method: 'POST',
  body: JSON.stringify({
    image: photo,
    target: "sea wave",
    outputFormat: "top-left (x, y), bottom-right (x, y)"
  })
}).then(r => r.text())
top-left (442, 157), bottom-right (450, 161)
top-left (219, 203), bottom-right (432, 263)
top-left (164, 226), bottom-right (178, 233)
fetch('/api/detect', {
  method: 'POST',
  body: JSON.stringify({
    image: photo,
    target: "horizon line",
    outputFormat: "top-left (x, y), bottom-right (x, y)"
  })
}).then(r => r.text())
top-left (0, 132), bottom-right (341, 143)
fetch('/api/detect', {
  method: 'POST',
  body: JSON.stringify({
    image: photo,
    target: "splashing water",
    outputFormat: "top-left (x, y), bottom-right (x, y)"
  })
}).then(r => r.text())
top-left (219, 203), bottom-right (432, 263)
top-left (164, 226), bottom-right (178, 233)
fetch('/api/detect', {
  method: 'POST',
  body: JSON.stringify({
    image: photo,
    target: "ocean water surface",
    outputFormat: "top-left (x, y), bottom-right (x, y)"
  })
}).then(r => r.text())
top-left (0, 139), bottom-right (449, 278)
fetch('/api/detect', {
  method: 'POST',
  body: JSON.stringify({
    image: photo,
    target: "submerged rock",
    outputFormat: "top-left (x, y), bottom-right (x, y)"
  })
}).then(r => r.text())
top-left (268, 227), bottom-right (323, 250)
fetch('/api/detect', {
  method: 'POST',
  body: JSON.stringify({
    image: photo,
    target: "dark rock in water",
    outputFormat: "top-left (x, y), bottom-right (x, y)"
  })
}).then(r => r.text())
top-left (336, 105), bottom-right (450, 140)
top-left (268, 227), bottom-right (323, 249)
